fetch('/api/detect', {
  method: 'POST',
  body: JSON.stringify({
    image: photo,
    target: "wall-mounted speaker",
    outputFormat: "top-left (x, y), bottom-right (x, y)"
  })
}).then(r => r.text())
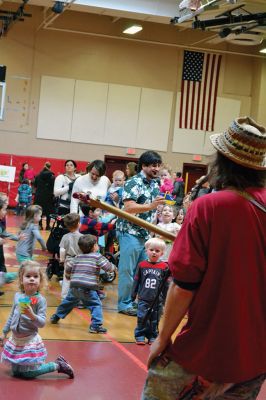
top-left (0, 66), bottom-right (6, 82)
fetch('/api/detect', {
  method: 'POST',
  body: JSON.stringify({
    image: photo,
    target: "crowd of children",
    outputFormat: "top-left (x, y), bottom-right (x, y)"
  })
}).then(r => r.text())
top-left (0, 160), bottom-right (192, 381)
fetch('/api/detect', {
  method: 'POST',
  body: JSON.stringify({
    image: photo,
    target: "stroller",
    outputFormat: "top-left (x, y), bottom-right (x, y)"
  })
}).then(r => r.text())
top-left (46, 214), bottom-right (68, 280)
top-left (99, 230), bottom-right (119, 284)
top-left (100, 251), bottom-right (118, 283)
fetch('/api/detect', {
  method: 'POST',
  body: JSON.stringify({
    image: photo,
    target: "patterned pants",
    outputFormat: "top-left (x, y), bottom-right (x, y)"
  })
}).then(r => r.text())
top-left (142, 355), bottom-right (265, 400)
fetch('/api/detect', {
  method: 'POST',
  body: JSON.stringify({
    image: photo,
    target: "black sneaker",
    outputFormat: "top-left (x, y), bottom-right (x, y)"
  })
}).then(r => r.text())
top-left (89, 325), bottom-right (108, 334)
top-left (119, 308), bottom-right (137, 316)
top-left (56, 356), bottom-right (74, 379)
top-left (50, 314), bottom-right (60, 324)
top-left (55, 355), bottom-right (67, 364)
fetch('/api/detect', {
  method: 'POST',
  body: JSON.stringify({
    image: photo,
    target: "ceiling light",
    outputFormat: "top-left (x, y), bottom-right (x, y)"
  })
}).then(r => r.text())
top-left (259, 48), bottom-right (266, 54)
top-left (123, 25), bottom-right (143, 35)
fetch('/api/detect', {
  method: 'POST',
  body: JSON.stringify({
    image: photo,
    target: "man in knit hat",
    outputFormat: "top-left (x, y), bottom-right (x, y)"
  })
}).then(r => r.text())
top-left (142, 117), bottom-right (266, 400)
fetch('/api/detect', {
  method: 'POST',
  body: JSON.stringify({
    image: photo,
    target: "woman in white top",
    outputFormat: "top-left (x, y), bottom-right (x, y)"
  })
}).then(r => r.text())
top-left (70, 160), bottom-right (111, 214)
top-left (54, 160), bottom-right (80, 215)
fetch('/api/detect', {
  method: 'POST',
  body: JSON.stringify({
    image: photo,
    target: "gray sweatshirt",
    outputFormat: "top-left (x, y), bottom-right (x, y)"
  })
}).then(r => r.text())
top-left (2, 292), bottom-right (46, 338)
top-left (16, 223), bottom-right (46, 258)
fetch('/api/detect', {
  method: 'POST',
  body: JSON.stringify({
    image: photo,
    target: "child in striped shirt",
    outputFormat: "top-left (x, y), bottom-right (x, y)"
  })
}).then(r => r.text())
top-left (50, 235), bottom-right (115, 334)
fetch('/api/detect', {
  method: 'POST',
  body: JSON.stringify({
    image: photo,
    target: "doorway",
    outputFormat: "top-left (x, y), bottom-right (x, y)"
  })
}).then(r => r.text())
top-left (182, 163), bottom-right (208, 193)
top-left (104, 155), bottom-right (139, 180)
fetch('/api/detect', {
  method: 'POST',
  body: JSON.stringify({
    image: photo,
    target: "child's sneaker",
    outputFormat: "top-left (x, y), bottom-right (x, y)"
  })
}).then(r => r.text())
top-left (89, 325), bottom-right (107, 334)
top-left (135, 338), bottom-right (146, 345)
top-left (56, 355), bottom-right (74, 379)
top-left (148, 337), bottom-right (157, 345)
top-left (55, 355), bottom-right (67, 363)
top-left (97, 290), bottom-right (107, 300)
top-left (50, 314), bottom-right (60, 324)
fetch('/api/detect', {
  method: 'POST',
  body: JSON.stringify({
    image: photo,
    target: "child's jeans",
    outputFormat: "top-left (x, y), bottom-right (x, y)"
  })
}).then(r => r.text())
top-left (55, 287), bottom-right (103, 328)
top-left (135, 299), bottom-right (162, 342)
top-left (61, 273), bottom-right (70, 299)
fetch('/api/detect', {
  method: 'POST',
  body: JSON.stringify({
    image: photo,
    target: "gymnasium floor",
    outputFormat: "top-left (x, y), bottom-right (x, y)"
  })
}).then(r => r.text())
top-left (0, 213), bottom-right (265, 400)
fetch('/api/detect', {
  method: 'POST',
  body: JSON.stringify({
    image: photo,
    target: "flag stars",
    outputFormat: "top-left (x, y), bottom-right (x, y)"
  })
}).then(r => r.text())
top-left (182, 51), bottom-right (204, 81)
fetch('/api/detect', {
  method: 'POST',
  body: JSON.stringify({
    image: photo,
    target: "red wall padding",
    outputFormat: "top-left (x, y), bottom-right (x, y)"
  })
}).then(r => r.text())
top-left (0, 153), bottom-right (88, 207)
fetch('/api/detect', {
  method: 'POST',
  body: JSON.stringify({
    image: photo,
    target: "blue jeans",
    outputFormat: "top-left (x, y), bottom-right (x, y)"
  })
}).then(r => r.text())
top-left (55, 287), bottom-right (103, 327)
top-left (117, 232), bottom-right (146, 312)
top-left (135, 300), bottom-right (162, 341)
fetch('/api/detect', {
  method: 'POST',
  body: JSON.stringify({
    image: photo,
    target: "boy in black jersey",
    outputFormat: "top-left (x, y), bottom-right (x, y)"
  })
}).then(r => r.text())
top-left (132, 238), bottom-right (169, 345)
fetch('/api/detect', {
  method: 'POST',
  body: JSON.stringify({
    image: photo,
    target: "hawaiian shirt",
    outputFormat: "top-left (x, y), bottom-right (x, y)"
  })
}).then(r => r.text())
top-left (116, 171), bottom-right (160, 240)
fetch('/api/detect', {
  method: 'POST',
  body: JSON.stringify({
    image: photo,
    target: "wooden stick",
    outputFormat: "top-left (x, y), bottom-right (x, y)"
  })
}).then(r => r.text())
top-left (73, 193), bottom-right (176, 241)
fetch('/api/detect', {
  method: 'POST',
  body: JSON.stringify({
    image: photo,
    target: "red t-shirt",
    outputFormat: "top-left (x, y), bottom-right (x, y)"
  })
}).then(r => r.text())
top-left (168, 188), bottom-right (266, 383)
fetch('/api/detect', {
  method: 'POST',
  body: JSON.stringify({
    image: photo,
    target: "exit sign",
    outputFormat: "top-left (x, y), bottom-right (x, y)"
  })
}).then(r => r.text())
top-left (127, 148), bottom-right (136, 155)
top-left (193, 154), bottom-right (202, 161)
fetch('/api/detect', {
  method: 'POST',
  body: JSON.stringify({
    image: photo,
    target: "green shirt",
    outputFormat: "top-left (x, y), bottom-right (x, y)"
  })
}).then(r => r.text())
top-left (116, 171), bottom-right (160, 240)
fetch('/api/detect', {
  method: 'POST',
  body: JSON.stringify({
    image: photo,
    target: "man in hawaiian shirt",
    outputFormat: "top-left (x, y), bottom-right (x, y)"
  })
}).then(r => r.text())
top-left (116, 151), bottom-right (165, 316)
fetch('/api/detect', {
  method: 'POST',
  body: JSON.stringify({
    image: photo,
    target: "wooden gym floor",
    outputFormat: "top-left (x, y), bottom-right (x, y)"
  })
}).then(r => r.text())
top-left (0, 213), bottom-right (265, 400)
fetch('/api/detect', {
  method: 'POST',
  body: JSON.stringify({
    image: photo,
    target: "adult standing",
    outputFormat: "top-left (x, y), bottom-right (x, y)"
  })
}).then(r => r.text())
top-left (18, 162), bottom-right (29, 184)
top-left (125, 162), bottom-right (137, 180)
top-left (172, 172), bottom-right (184, 206)
top-left (190, 175), bottom-right (211, 201)
top-left (34, 162), bottom-right (55, 230)
top-left (116, 151), bottom-right (165, 316)
top-left (70, 160), bottom-right (110, 214)
top-left (142, 117), bottom-right (266, 399)
top-left (54, 160), bottom-right (80, 215)
top-left (23, 165), bottom-right (35, 185)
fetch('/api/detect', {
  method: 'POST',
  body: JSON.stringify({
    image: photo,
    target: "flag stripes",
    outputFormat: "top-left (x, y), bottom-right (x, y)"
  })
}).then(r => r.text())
top-left (179, 51), bottom-right (222, 132)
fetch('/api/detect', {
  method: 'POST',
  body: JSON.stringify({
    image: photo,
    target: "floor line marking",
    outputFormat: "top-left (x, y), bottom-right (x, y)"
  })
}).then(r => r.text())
top-left (49, 287), bottom-right (148, 372)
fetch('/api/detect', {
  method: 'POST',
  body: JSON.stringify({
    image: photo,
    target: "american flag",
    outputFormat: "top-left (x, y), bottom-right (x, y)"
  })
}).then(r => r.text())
top-left (179, 50), bottom-right (222, 132)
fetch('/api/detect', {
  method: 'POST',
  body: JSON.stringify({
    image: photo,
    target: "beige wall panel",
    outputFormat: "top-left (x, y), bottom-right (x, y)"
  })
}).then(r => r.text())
top-left (213, 97), bottom-right (241, 132)
top-left (173, 129), bottom-right (205, 154)
top-left (136, 88), bottom-right (173, 151)
top-left (223, 55), bottom-right (253, 97)
top-left (71, 80), bottom-right (108, 144)
top-left (103, 84), bottom-right (140, 147)
top-left (257, 60), bottom-right (266, 126)
top-left (33, 30), bottom-right (178, 91)
top-left (37, 76), bottom-right (75, 141)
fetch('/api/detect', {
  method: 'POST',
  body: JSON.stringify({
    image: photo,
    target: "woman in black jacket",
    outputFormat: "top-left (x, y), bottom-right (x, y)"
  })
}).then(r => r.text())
top-left (34, 162), bottom-right (55, 230)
